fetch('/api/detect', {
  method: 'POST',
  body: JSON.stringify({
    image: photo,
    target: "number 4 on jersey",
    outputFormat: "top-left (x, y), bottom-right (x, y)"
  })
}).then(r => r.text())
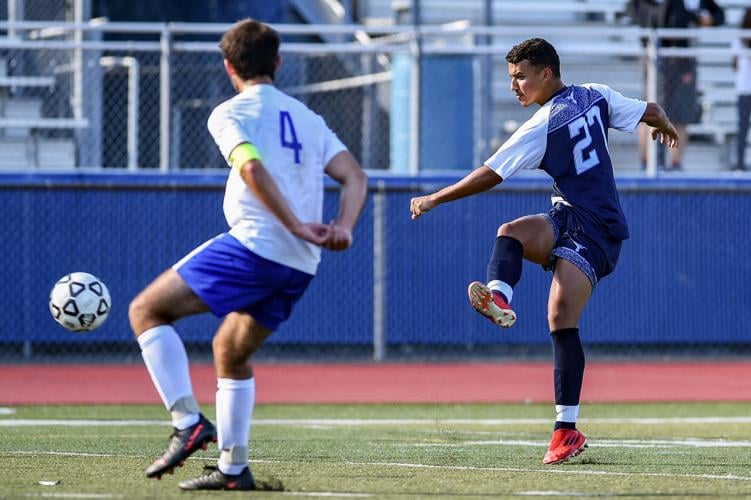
top-left (280, 111), bottom-right (302, 164)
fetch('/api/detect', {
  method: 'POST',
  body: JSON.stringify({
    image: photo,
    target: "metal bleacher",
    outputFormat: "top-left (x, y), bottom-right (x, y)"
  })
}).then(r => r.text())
top-left (360, 0), bottom-right (749, 171)
top-left (0, 54), bottom-right (81, 169)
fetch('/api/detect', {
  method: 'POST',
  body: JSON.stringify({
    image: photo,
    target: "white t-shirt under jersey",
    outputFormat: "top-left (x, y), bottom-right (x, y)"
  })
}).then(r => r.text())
top-left (207, 84), bottom-right (346, 276)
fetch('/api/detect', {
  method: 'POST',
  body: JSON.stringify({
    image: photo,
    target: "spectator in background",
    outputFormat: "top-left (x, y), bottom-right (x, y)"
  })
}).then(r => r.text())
top-left (733, 8), bottom-right (751, 171)
top-left (628, 0), bottom-right (725, 171)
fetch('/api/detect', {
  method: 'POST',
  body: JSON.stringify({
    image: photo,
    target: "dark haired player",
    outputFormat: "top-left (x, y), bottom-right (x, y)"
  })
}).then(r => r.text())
top-left (129, 19), bottom-right (367, 490)
top-left (410, 38), bottom-right (678, 465)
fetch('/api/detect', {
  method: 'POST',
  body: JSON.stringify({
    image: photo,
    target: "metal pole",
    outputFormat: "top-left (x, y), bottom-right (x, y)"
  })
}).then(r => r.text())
top-left (408, 0), bottom-right (421, 174)
top-left (361, 53), bottom-right (374, 169)
top-left (100, 56), bottom-right (139, 169)
top-left (72, 0), bottom-right (84, 132)
top-left (127, 57), bottom-right (140, 171)
top-left (8, 0), bottom-right (23, 39)
top-left (482, 0), bottom-right (493, 162)
top-left (645, 31), bottom-right (658, 177)
top-left (372, 181), bottom-right (387, 361)
top-left (160, 25), bottom-right (172, 172)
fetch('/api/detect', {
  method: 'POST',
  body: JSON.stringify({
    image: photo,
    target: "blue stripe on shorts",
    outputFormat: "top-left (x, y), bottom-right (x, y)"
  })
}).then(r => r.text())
top-left (174, 233), bottom-right (313, 330)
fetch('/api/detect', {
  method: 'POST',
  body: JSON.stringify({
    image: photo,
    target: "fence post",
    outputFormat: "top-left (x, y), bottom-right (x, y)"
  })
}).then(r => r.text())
top-left (160, 24), bottom-right (172, 172)
top-left (373, 181), bottom-right (387, 361)
top-left (645, 31), bottom-right (658, 178)
top-left (409, 0), bottom-right (422, 174)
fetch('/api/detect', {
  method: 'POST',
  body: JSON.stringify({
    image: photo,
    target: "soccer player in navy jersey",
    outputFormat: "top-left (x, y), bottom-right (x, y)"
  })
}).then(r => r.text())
top-left (410, 38), bottom-right (678, 464)
top-left (129, 19), bottom-right (367, 490)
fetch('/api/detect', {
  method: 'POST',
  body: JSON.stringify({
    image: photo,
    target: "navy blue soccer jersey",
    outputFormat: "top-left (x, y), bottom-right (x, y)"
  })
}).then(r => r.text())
top-left (484, 84), bottom-right (647, 240)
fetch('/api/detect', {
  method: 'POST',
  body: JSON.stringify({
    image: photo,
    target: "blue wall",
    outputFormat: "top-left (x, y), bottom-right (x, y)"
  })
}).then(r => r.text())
top-left (2, 174), bottom-right (750, 346)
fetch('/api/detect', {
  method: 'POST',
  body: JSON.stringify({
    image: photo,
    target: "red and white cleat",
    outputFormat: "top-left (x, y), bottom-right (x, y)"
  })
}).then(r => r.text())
top-left (543, 428), bottom-right (588, 465)
top-left (467, 281), bottom-right (516, 328)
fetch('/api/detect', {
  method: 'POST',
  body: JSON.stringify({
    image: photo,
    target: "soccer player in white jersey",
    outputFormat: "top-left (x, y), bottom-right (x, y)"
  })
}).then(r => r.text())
top-left (410, 38), bottom-right (678, 465)
top-left (128, 19), bottom-right (367, 491)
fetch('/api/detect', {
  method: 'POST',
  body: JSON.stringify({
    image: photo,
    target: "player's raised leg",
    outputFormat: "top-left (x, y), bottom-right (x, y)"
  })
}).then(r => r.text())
top-left (468, 215), bottom-right (554, 327)
top-left (129, 269), bottom-right (217, 479)
top-left (543, 258), bottom-right (591, 465)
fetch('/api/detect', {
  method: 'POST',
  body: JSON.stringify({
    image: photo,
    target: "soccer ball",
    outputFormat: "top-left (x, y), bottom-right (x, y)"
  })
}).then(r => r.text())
top-left (49, 272), bottom-right (111, 332)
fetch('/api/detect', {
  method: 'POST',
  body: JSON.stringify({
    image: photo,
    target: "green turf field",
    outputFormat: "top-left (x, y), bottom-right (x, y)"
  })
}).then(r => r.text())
top-left (1, 402), bottom-right (750, 498)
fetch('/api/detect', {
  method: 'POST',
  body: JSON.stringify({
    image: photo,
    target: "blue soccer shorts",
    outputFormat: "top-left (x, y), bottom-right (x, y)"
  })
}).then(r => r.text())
top-left (173, 233), bottom-right (313, 330)
top-left (540, 203), bottom-right (622, 288)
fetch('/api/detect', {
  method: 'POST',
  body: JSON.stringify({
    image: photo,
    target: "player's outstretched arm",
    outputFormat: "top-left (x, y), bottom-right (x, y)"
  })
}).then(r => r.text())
top-left (323, 151), bottom-right (368, 251)
top-left (641, 102), bottom-right (680, 149)
top-left (237, 156), bottom-right (330, 246)
top-left (410, 165), bottom-right (502, 220)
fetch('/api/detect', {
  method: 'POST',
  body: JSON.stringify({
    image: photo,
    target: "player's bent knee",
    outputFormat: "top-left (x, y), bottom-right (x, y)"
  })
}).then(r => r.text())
top-left (497, 221), bottom-right (516, 237)
top-left (128, 294), bottom-right (166, 336)
top-left (128, 297), bottom-right (148, 335)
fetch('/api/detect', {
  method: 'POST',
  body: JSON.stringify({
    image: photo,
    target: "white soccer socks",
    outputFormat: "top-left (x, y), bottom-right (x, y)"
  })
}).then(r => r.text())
top-left (138, 325), bottom-right (200, 429)
top-left (216, 377), bottom-right (256, 475)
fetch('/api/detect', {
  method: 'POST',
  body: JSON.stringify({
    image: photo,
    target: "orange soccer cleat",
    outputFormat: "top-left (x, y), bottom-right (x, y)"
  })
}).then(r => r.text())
top-left (467, 281), bottom-right (516, 328)
top-left (543, 428), bottom-right (588, 465)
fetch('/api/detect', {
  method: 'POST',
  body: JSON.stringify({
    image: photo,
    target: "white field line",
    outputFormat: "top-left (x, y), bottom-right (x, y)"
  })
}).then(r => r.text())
top-left (0, 419), bottom-right (170, 427)
top-left (3, 416), bottom-right (751, 427)
top-left (2, 450), bottom-right (280, 464)
top-left (517, 492), bottom-right (598, 497)
top-left (4, 449), bottom-right (750, 485)
top-left (349, 461), bottom-right (751, 482)
top-left (283, 493), bottom-right (373, 498)
top-left (412, 438), bottom-right (751, 448)
top-left (0, 407), bottom-right (17, 415)
top-left (23, 494), bottom-right (123, 499)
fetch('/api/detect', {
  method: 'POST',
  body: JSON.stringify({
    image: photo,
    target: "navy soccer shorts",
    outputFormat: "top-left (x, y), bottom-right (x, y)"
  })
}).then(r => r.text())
top-left (540, 203), bottom-right (622, 288)
top-left (173, 233), bottom-right (313, 330)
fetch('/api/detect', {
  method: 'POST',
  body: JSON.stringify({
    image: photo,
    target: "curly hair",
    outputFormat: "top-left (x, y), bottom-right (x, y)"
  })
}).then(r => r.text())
top-left (505, 38), bottom-right (561, 78)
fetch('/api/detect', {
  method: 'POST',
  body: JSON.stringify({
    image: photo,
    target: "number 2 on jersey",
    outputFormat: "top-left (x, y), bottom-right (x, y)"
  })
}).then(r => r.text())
top-left (279, 111), bottom-right (302, 164)
top-left (568, 106), bottom-right (604, 175)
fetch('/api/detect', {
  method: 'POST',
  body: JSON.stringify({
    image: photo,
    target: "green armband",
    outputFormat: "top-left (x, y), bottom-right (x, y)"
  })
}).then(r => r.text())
top-left (229, 143), bottom-right (262, 172)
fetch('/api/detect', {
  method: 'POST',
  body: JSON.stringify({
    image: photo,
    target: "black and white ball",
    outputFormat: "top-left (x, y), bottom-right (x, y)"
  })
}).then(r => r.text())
top-left (49, 272), bottom-right (111, 332)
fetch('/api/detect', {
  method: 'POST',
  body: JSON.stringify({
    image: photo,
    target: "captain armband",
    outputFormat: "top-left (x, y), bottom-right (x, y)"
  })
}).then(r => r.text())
top-left (229, 143), bottom-right (262, 173)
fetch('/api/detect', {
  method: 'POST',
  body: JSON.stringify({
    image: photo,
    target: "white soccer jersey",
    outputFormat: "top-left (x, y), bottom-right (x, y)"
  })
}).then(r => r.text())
top-left (207, 84), bottom-right (346, 275)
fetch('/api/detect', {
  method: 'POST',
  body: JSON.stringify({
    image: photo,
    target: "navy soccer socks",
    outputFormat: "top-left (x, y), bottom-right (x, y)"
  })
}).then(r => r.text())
top-left (551, 327), bottom-right (585, 430)
top-left (486, 236), bottom-right (523, 303)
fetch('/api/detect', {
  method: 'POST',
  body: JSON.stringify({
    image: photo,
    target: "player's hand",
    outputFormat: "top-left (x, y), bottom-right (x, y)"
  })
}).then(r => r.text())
top-left (323, 220), bottom-right (353, 251)
top-left (292, 222), bottom-right (331, 246)
top-left (410, 195), bottom-right (437, 220)
top-left (651, 121), bottom-right (680, 149)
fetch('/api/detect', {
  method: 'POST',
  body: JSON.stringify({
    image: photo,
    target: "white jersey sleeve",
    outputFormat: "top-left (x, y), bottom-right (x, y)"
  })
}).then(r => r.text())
top-left (207, 102), bottom-right (256, 164)
top-left (583, 83), bottom-right (647, 134)
top-left (483, 106), bottom-right (550, 179)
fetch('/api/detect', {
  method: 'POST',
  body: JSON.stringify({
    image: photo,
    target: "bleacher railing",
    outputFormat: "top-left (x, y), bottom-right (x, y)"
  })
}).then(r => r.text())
top-left (0, 21), bottom-right (748, 174)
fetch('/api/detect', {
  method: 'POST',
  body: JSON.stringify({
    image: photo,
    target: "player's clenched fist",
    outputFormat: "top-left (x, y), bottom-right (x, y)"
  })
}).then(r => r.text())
top-left (410, 195), bottom-right (437, 220)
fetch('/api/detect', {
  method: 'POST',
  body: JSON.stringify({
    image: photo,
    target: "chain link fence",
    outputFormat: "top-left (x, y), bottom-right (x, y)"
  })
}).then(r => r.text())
top-left (0, 21), bottom-right (744, 173)
top-left (1, 175), bottom-right (750, 363)
top-left (0, 21), bottom-right (750, 362)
